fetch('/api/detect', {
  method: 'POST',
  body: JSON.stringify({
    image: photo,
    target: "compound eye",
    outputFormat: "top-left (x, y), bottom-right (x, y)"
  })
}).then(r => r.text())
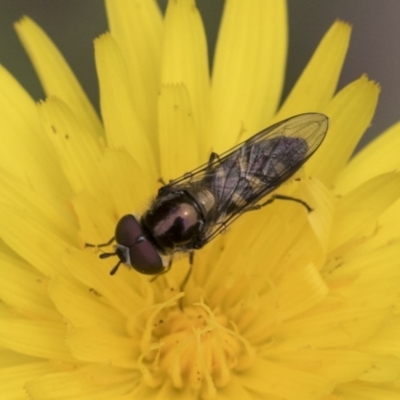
top-left (115, 215), bottom-right (164, 275)
top-left (129, 239), bottom-right (164, 275)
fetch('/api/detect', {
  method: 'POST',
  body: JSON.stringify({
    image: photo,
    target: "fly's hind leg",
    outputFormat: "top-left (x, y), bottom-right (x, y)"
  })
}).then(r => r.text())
top-left (247, 194), bottom-right (313, 213)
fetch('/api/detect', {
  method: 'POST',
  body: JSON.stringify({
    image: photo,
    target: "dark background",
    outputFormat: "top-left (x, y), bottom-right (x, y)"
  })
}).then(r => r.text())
top-left (0, 0), bottom-right (399, 151)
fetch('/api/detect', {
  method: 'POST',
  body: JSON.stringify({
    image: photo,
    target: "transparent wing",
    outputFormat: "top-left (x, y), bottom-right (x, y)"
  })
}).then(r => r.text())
top-left (162, 113), bottom-right (329, 244)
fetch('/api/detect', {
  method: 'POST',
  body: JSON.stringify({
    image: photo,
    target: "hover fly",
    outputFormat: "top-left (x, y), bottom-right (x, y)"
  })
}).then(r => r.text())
top-left (96, 113), bottom-right (328, 278)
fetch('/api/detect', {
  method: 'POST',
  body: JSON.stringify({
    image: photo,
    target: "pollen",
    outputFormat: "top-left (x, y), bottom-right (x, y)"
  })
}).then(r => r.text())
top-left (136, 295), bottom-right (255, 397)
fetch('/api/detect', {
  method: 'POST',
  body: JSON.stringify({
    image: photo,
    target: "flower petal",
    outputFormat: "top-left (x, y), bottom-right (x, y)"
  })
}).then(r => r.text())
top-left (0, 66), bottom-right (69, 199)
top-left (339, 381), bottom-right (400, 399)
top-left (14, 16), bottom-right (103, 137)
top-left (270, 349), bottom-right (372, 384)
top-left (67, 328), bottom-right (138, 368)
top-left (277, 20), bottom-right (351, 119)
top-left (0, 253), bottom-right (59, 320)
top-left (64, 251), bottom-right (144, 319)
top-left (273, 262), bottom-right (329, 321)
top-left (0, 319), bottom-right (73, 361)
top-left (302, 178), bottom-right (335, 254)
top-left (101, 148), bottom-right (154, 214)
top-left (0, 362), bottom-right (55, 400)
top-left (329, 172), bottom-right (400, 251)
top-left (38, 97), bottom-right (107, 196)
top-left (327, 241), bottom-right (400, 310)
top-left (48, 275), bottom-right (126, 334)
top-left (355, 355), bottom-right (400, 384)
top-left (212, 0), bottom-right (287, 151)
top-left (25, 365), bottom-right (139, 400)
top-left (158, 84), bottom-right (200, 180)
top-left (105, 0), bottom-right (163, 140)
top-left (95, 33), bottom-right (157, 180)
top-left (279, 307), bottom-right (390, 349)
top-left (162, 0), bottom-right (211, 156)
top-left (336, 120), bottom-right (400, 193)
top-left (238, 358), bottom-right (333, 400)
top-left (242, 263), bottom-right (328, 340)
top-left (371, 198), bottom-right (400, 247)
top-left (0, 171), bottom-right (77, 244)
top-left (359, 315), bottom-right (400, 357)
top-left (306, 75), bottom-right (380, 185)
top-left (0, 201), bottom-right (74, 276)
top-left (71, 191), bottom-right (115, 245)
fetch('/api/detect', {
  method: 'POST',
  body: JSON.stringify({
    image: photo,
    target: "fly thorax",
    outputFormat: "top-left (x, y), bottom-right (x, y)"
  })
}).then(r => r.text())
top-left (185, 188), bottom-right (216, 215)
top-left (141, 192), bottom-right (204, 252)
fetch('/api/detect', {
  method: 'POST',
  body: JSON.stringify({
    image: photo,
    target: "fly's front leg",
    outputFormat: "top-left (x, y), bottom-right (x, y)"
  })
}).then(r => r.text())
top-left (85, 237), bottom-right (115, 248)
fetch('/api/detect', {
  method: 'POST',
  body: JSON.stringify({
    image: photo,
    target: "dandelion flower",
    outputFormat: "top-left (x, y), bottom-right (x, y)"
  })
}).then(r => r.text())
top-left (1, 1), bottom-right (399, 399)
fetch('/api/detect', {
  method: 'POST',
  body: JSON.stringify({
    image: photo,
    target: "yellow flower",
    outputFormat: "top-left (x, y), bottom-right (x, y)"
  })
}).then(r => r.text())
top-left (0, 0), bottom-right (399, 399)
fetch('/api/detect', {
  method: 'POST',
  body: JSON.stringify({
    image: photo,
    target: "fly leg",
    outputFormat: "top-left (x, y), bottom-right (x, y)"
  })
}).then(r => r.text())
top-left (85, 237), bottom-right (122, 275)
top-left (180, 251), bottom-right (194, 292)
top-left (247, 194), bottom-right (313, 213)
top-left (208, 152), bottom-right (220, 164)
top-left (85, 237), bottom-right (115, 248)
top-left (177, 251), bottom-right (195, 311)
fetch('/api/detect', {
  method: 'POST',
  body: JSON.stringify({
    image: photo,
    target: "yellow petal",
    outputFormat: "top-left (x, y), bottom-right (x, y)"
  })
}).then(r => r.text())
top-left (38, 97), bottom-right (107, 196)
top-left (0, 253), bottom-right (59, 320)
top-left (271, 349), bottom-right (372, 384)
top-left (48, 275), bottom-right (126, 334)
top-left (238, 358), bottom-right (333, 400)
top-left (162, 0), bottom-right (211, 156)
top-left (25, 365), bottom-right (138, 399)
top-left (0, 171), bottom-right (76, 244)
top-left (329, 172), bottom-right (400, 251)
top-left (372, 197), bottom-right (400, 247)
top-left (0, 201), bottom-right (74, 276)
top-left (328, 241), bottom-right (400, 310)
top-left (0, 362), bottom-right (55, 400)
top-left (359, 356), bottom-right (400, 384)
top-left (212, 0), bottom-right (287, 151)
top-left (359, 316), bottom-right (400, 357)
top-left (105, 0), bottom-right (163, 140)
top-left (0, 65), bottom-right (69, 199)
top-left (15, 16), bottom-right (103, 138)
top-left (71, 191), bottom-right (115, 245)
top-left (101, 148), bottom-right (154, 216)
top-left (336, 120), bottom-right (400, 193)
top-left (306, 75), bottom-right (380, 185)
top-left (339, 381), bottom-right (400, 399)
top-left (67, 328), bottom-right (137, 368)
top-left (95, 33), bottom-right (157, 180)
top-left (0, 319), bottom-right (73, 361)
top-left (302, 178), bottom-right (335, 254)
top-left (274, 262), bottom-right (329, 321)
top-left (158, 84), bottom-right (199, 180)
top-left (64, 251), bottom-right (144, 319)
top-left (0, 348), bottom-right (38, 368)
top-left (277, 21), bottom-right (351, 119)
top-left (279, 307), bottom-right (390, 349)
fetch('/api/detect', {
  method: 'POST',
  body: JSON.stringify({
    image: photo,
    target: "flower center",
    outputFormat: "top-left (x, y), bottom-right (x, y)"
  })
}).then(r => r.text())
top-left (137, 295), bottom-right (255, 397)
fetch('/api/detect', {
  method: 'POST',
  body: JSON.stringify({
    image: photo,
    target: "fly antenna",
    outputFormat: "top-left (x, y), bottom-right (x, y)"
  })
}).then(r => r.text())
top-left (109, 260), bottom-right (123, 275)
top-left (98, 252), bottom-right (122, 275)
